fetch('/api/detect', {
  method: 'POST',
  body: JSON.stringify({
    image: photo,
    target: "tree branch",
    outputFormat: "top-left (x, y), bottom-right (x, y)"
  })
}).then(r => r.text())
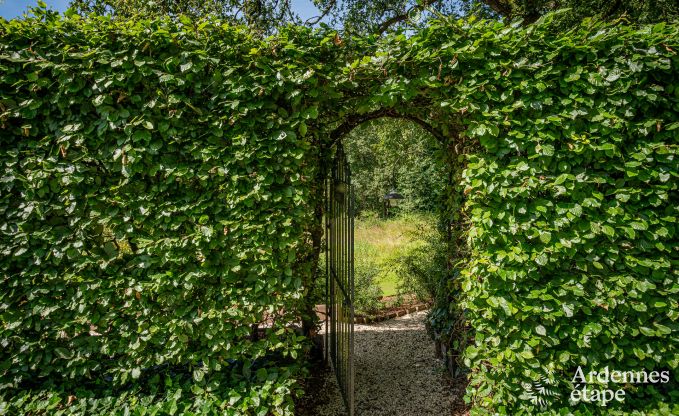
top-left (375, 0), bottom-right (435, 36)
top-left (480, 0), bottom-right (513, 18)
top-left (375, 14), bottom-right (409, 35)
top-left (306, 0), bottom-right (336, 25)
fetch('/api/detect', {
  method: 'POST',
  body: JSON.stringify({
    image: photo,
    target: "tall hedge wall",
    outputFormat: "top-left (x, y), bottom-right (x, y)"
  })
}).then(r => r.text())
top-left (0, 10), bottom-right (342, 415)
top-left (426, 17), bottom-right (679, 415)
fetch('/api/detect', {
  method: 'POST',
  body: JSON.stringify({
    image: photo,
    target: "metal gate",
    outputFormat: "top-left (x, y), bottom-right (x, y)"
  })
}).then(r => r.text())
top-left (325, 142), bottom-right (355, 416)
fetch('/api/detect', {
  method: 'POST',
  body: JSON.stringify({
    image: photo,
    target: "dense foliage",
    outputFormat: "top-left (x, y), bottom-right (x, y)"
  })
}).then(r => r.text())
top-left (328, 13), bottom-right (679, 414)
top-left (0, 8), bottom-right (344, 414)
top-left (68, 0), bottom-right (679, 36)
top-left (344, 118), bottom-right (445, 214)
top-left (393, 219), bottom-right (449, 303)
top-left (350, 213), bottom-right (444, 314)
top-left (1, 6), bottom-right (677, 415)
top-left (312, 0), bottom-right (679, 34)
top-left (352, 242), bottom-right (384, 313)
top-left (426, 16), bottom-right (679, 415)
top-left (70, 0), bottom-right (297, 32)
top-left (464, 0), bottom-right (679, 25)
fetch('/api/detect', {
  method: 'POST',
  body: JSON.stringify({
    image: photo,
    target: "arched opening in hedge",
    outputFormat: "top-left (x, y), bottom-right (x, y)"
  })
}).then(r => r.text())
top-left (330, 113), bottom-right (456, 297)
top-left (300, 107), bottom-right (464, 321)
top-left (296, 109), bottom-right (470, 414)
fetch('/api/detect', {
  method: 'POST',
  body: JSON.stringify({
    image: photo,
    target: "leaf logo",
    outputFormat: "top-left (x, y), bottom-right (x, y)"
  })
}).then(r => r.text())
top-left (522, 372), bottom-right (559, 408)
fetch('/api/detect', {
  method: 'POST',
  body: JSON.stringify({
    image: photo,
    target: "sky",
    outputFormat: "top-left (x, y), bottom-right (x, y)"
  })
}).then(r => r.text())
top-left (0, 0), bottom-right (322, 21)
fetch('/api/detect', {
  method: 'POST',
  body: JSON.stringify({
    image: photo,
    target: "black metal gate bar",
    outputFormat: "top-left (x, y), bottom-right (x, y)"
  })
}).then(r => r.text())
top-left (325, 142), bottom-right (355, 416)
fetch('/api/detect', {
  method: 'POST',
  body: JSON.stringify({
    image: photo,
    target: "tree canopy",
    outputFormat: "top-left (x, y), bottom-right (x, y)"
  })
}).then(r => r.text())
top-left (69, 0), bottom-right (679, 34)
top-left (69, 0), bottom-right (297, 30)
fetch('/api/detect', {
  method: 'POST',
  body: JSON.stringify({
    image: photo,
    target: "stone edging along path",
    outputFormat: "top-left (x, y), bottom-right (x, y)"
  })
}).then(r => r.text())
top-left (353, 302), bottom-right (430, 324)
top-left (315, 301), bottom-right (431, 324)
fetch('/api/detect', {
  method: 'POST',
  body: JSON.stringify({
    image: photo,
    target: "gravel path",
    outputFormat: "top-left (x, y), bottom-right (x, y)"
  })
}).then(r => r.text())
top-left (303, 310), bottom-right (467, 416)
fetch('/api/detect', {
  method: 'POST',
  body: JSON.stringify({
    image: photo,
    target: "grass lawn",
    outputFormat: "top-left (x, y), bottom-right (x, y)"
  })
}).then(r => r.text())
top-left (354, 213), bottom-right (433, 297)
top-left (378, 274), bottom-right (400, 297)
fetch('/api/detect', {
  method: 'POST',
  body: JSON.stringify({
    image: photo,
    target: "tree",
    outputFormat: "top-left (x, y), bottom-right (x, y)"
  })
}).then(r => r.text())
top-left (308, 0), bottom-right (679, 34)
top-left (308, 0), bottom-right (463, 35)
top-left (70, 0), bottom-right (678, 34)
top-left (344, 118), bottom-right (445, 215)
top-left (70, 0), bottom-right (300, 30)
top-left (475, 0), bottom-right (679, 25)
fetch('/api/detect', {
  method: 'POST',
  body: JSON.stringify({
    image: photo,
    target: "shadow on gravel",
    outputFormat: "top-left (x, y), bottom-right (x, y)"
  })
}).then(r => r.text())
top-left (297, 311), bottom-right (469, 416)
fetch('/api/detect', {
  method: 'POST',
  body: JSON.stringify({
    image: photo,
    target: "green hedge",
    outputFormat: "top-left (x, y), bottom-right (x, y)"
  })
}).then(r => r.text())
top-left (344, 15), bottom-right (679, 415)
top-left (0, 9), bottom-right (341, 414)
top-left (1, 7), bottom-right (678, 416)
top-left (434, 18), bottom-right (679, 415)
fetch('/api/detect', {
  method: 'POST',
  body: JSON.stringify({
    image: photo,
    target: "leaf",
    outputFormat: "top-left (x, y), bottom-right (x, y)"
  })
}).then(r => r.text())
top-left (305, 106), bottom-right (319, 120)
top-left (92, 95), bottom-right (106, 106)
top-left (639, 327), bottom-right (655, 336)
top-left (63, 123), bottom-right (82, 133)
top-left (55, 348), bottom-right (72, 359)
top-left (103, 242), bottom-right (118, 258)
top-left (631, 221), bottom-right (648, 231)
top-left (499, 297), bottom-right (512, 316)
top-left (520, 350), bottom-right (534, 359)
top-left (535, 325), bottom-right (546, 336)
top-left (541, 144), bottom-right (554, 156)
top-left (565, 72), bottom-right (580, 82)
top-left (654, 323), bottom-right (672, 335)
top-left (133, 130), bottom-right (152, 142)
top-left (539, 231), bottom-right (552, 244)
top-left (229, 391), bottom-right (242, 406)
